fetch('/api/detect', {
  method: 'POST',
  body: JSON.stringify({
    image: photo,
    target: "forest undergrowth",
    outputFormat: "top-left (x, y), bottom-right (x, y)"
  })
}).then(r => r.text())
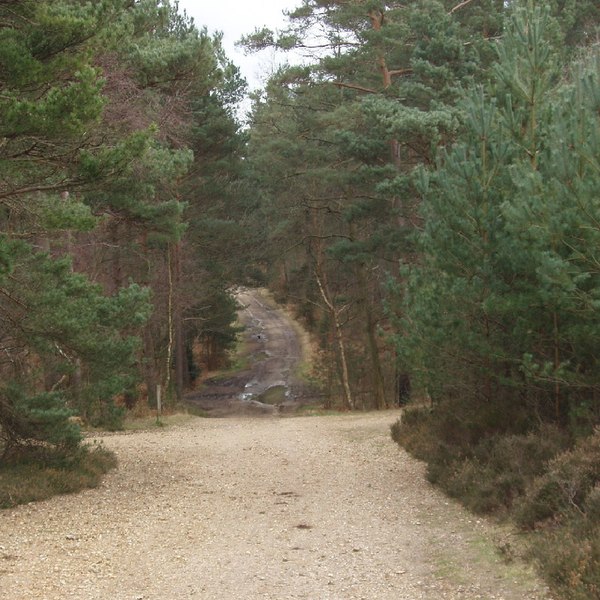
top-left (0, 442), bottom-right (116, 509)
top-left (392, 401), bottom-right (600, 600)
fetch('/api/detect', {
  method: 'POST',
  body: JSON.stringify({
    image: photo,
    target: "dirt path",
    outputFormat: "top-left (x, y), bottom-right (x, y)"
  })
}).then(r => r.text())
top-left (186, 288), bottom-right (315, 415)
top-left (0, 413), bottom-right (550, 600)
top-left (234, 287), bottom-right (304, 402)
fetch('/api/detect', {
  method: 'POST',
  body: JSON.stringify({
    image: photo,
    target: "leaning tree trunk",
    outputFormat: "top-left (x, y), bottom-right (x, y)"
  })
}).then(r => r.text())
top-left (315, 270), bottom-right (354, 410)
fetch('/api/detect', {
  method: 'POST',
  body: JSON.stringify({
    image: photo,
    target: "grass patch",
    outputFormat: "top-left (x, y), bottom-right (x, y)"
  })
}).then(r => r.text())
top-left (0, 443), bottom-right (117, 509)
top-left (184, 404), bottom-right (211, 418)
top-left (293, 403), bottom-right (341, 417)
top-left (432, 553), bottom-right (467, 583)
top-left (218, 349), bottom-right (250, 375)
top-left (193, 318), bottom-right (252, 389)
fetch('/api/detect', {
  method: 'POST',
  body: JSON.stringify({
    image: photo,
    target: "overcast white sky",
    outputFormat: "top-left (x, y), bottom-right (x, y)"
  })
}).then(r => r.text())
top-left (178, 0), bottom-right (301, 90)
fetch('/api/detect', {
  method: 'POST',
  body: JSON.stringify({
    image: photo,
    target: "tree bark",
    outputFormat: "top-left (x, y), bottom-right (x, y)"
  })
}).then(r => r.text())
top-left (140, 232), bottom-right (158, 408)
top-left (368, 10), bottom-right (392, 89)
top-left (355, 264), bottom-right (386, 409)
top-left (143, 326), bottom-right (158, 408)
top-left (110, 219), bottom-right (122, 294)
top-left (173, 241), bottom-right (185, 402)
top-left (164, 243), bottom-right (175, 398)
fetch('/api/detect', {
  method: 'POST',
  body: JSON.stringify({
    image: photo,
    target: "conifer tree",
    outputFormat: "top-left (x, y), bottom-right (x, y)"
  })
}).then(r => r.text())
top-left (400, 2), bottom-right (600, 428)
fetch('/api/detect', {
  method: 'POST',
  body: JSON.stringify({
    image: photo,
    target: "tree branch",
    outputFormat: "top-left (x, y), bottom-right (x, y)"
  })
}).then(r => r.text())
top-left (450, 0), bottom-right (476, 14)
top-left (332, 81), bottom-right (377, 94)
top-left (388, 68), bottom-right (413, 77)
top-left (0, 287), bottom-right (28, 309)
top-left (0, 180), bottom-right (74, 201)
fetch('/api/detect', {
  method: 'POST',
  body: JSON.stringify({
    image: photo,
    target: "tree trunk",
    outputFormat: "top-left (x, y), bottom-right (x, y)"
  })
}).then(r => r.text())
top-left (163, 245), bottom-right (172, 394)
top-left (110, 219), bottom-right (122, 294)
top-left (356, 265), bottom-right (386, 409)
top-left (140, 231), bottom-right (158, 408)
top-left (173, 241), bottom-right (185, 402)
top-left (553, 310), bottom-right (561, 421)
top-left (143, 326), bottom-right (158, 408)
top-left (368, 10), bottom-right (392, 88)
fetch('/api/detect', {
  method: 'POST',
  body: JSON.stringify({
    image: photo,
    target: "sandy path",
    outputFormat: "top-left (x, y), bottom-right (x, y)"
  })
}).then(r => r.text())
top-left (0, 413), bottom-right (550, 600)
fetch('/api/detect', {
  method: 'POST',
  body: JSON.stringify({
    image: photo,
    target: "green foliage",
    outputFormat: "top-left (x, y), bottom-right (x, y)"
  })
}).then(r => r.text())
top-left (6, 244), bottom-right (147, 358)
top-left (1, 66), bottom-right (104, 137)
top-left (0, 0), bottom-right (115, 214)
top-left (0, 238), bottom-right (151, 427)
top-left (390, 7), bottom-right (600, 598)
top-left (0, 0), bottom-right (248, 434)
top-left (242, 0), bottom-right (501, 406)
top-left (399, 4), bottom-right (600, 423)
top-left (184, 284), bottom-right (242, 372)
top-left (0, 384), bottom-right (81, 457)
top-left (37, 195), bottom-right (98, 232)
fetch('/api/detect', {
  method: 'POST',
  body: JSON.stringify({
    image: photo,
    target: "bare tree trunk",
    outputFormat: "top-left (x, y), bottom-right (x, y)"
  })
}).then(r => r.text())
top-left (164, 244), bottom-right (175, 398)
top-left (308, 200), bottom-right (354, 411)
top-left (315, 270), bottom-right (354, 410)
top-left (139, 232), bottom-right (158, 408)
top-left (64, 224), bottom-right (84, 410)
top-left (173, 241), bottom-right (185, 402)
top-left (143, 326), bottom-right (158, 408)
top-left (110, 219), bottom-right (122, 294)
top-left (553, 310), bottom-right (561, 421)
top-left (368, 10), bottom-right (392, 88)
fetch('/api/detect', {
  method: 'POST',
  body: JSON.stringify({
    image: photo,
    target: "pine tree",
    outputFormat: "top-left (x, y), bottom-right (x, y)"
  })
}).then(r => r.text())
top-left (401, 2), bottom-right (600, 428)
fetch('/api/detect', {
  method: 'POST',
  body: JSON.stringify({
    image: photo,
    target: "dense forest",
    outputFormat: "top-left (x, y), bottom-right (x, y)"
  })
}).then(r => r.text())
top-left (0, 0), bottom-right (253, 446)
top-left (0, 0), bottom-right (599, 596)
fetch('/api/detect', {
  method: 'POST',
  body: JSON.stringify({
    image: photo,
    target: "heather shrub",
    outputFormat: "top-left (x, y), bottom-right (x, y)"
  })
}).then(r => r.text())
top-left (0, 443), bottom-right (117, 509)
top-left (531, 521), bottom-right (600, 600)
top-left (391, 399), bottom-right (568, 514)
top-left (516, 429), bottom-right (600, 529)
top-left (435, 426), bottom-right (569, 514)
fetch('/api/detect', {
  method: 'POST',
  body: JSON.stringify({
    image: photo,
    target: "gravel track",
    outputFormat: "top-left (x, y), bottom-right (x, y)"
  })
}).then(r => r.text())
top-left (0, 412), bottom-right (551, 600)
